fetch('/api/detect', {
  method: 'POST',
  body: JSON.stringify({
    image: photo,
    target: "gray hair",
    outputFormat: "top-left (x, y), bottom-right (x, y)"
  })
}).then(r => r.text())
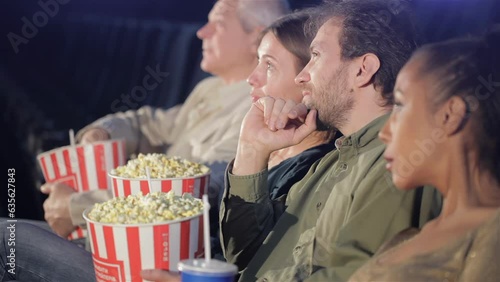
top-left (237, 0), bottom-right (291, 32)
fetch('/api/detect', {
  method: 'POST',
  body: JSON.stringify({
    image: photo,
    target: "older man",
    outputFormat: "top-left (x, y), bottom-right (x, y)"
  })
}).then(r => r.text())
top-left (0, 0), bottom-right (290, 281)
top-left (41, 0), bottom-right (290, 239)
top-left (220, 0), bottom-right (437, 281)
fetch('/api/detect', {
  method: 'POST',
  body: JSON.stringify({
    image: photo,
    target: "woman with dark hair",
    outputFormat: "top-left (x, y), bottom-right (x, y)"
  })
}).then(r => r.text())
top-left (247, 10), bottom-right (336, 200)
top-left (0, 10), bottom-right (336, 282)
top-left (143, 10), bottom-right (337, 281)
top-left (349, 28), bottom-right (500, 281)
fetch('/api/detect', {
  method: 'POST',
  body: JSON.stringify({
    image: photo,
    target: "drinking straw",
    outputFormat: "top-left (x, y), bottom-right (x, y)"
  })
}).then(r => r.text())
top-left (69, 129), bottom-right (75, 146)
top-left (145, 167), bottom-right (152, 192)
top-left (202, 194), bottom-right (211, 263)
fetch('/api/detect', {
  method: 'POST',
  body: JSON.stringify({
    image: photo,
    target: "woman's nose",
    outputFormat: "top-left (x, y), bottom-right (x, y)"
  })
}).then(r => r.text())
top-left (247, 68), bottom-right (263, 88)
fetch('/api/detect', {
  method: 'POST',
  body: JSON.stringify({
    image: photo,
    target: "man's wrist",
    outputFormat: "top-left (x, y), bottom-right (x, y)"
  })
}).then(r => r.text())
top-left (233, 141), bottom-right (270, 175)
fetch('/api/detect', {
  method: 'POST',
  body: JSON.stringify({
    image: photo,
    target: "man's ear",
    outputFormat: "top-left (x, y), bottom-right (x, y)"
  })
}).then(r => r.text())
top-left (354, 53), bottom-right (380, 88)
top-left (437, 96), bottom-right (469, 136)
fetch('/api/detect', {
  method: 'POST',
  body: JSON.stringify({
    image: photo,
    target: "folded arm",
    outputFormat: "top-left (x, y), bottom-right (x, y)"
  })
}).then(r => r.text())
top-left (76, 105), bottom-right (181, 156)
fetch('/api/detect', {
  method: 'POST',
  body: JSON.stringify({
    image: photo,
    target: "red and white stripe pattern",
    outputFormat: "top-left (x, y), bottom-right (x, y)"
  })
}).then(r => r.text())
top-left (110, 174), bottom-right (210, 199)
top-left (37, 139), bottom-right (126, 240)
top-left (38, 139), bottom-right (126, 192)
top-left (67, 228), bottom-right (88, 241)
top-left (86, 214), bottom-right (204, 282)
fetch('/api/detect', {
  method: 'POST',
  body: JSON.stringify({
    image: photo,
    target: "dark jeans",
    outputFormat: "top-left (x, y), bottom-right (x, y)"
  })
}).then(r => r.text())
top-left (0, 221), bottom-right (95, 281)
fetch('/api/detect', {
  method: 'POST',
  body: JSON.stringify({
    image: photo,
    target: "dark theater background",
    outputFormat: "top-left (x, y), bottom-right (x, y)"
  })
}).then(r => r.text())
top-left (0, 0), bottom-right (499, 220)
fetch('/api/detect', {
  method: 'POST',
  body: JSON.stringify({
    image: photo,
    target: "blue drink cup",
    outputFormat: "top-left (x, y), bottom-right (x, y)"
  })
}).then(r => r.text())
top-left (178, 259), bottom-right (238, 282)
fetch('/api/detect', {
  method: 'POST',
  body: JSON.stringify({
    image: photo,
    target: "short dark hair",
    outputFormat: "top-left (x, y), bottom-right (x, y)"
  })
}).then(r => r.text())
top-left (260, 10), bottom-right (316, 72)
top-left (413, 27), bottom-right (500, 183)
top-left (308, 0), bottom-right (419, 106)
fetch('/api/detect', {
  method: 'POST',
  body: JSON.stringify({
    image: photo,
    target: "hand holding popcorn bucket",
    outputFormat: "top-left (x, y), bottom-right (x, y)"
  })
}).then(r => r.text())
top-left (37, 131), bottom-right (126, 240)
top-left (84, 192), bottom-right (206, 282)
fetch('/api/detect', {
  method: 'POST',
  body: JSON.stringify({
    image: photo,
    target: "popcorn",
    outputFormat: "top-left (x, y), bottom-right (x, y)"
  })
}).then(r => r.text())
top-left (110, 153), bottom-right (209, 178)
top-left (88, 191), bottom-right (204, 224)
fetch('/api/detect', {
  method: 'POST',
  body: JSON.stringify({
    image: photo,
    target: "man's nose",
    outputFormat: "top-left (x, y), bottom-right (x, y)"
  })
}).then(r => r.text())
top-left (295, 68), bottom-right (311, 85)
top-left (196, 23), bottom-right (213, 39)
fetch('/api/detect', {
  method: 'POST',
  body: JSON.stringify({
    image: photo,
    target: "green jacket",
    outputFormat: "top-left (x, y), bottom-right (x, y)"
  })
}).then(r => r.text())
top-left (220, 114), bottom-right (438, 281)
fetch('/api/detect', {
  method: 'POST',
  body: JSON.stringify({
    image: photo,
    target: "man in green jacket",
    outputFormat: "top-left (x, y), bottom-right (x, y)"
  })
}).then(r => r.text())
top-left (220, 1), bottom-right (437, 281)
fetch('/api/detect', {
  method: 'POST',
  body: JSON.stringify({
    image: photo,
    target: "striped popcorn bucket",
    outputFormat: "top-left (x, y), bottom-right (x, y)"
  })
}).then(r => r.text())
top-left (83, 209), bottom-right (204, 282)
top-left (37, 139), bottom-right (126, 240)
top-left (109, 173), bottom-right (210, 199)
